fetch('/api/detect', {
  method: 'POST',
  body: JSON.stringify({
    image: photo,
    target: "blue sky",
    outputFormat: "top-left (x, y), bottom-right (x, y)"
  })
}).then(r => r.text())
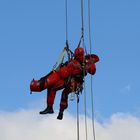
top-left (0, 0), bottom-right (140, 120)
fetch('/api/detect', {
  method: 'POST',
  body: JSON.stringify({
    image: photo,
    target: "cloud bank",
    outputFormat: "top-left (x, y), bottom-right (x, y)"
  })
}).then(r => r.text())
top-left (0, 109), bottom-right (140, 140)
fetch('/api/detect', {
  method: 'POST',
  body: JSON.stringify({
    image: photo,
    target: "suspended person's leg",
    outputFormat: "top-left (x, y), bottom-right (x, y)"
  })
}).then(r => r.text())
top-left (40, 89), bottom-right (56, 114)
top-left (30, 71), bottom-right (61, 93)
top-left (57, 88), bottom-right (70, 120)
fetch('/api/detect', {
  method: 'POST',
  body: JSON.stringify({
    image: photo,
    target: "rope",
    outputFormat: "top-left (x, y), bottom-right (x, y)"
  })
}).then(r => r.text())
top-left (65, 0), bottom-right (74, 61)
top-left (90, 74), bottom-right (96, 140)
top-left (80, 0), bottom-right (87, 55)
top-left (65, 0), bottom-right (68, 42)
top-left (53, 0), bottom-right (69, 70)
top-left (81, 0), bottom-right (84, 38)
top-left (88, 0), bottom-right (92, 54)
top-left (83, 76), bottom-right (88, 140)
top-left (88, 0), bottom-right (96, 140)
top-left (80, 0), bottom-right (88, 140)
top-left (76, 94), bottom-right (80, 140)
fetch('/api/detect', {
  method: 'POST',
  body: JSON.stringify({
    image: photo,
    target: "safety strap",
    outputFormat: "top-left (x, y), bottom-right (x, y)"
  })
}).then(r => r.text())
top-left (65, 40), bottom-right (74, 61)
top-left (52, 48), bottom-right (66, 70)
top-left (52, 42), bottom-right (74, 71)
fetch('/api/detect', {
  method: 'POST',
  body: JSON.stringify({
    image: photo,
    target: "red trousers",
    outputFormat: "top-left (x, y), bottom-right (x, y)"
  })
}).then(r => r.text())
top-left (47, 88), bottom-right (70, 112)
top-left (47, 78), bottom-right (83, 112)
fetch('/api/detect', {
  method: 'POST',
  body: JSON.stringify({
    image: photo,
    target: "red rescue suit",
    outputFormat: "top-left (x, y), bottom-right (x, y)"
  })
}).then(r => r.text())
top-left (59, 53), bottom-right (99, 112)
top-left (30, 47), bottom-right (99, 117)
top-left (30, 59), bottom-right (83, 92)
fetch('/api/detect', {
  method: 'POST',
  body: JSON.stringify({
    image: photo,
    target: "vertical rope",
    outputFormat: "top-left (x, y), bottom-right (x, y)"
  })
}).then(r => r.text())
top-left (77, 94), bottom-right (80, 140)
top-left (80, 0), bottom-right (87, 54)
top-left (88, 0), bottom-right (92, 54)
top-left (81, 0), bottom-right (84, 38)
top-left (83, 77), bottom-right (88, 140)
top-left (81, 0), bottom-right (88, 140)
top-left (88, 0), bottom-right (96, 140)
top-left (65, 0), bottom-right (68, 42)
top-left (65, 0), bottom-right (72, 61)
top-left (80, 0), bottom-right (88, 140)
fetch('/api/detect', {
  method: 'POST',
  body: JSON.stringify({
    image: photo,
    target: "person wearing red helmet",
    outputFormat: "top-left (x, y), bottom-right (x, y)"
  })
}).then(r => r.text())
top-left (30, 46), bottom-right (99, 120)
top-left (74, 47), bottom-right (85, 62)
top-left (56, 52), bottom-right (99, 120)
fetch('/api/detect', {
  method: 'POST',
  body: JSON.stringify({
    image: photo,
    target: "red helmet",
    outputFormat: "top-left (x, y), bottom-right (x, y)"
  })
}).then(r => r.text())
top-left (74, 47), bottom-right (84, 62)
top-left (85, 54), bottom-right (99, 63)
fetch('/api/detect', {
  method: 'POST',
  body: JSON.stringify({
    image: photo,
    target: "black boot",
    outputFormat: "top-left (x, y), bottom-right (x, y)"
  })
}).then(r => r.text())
top-left (57, 111), bottom-right (63, 120)
top-left (39, 106), bottom-right (54, 114)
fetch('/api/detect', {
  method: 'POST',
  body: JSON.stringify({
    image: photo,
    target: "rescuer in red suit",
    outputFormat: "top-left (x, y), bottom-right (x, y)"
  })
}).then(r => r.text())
top-left (30, 46), bottom-right (99, 120)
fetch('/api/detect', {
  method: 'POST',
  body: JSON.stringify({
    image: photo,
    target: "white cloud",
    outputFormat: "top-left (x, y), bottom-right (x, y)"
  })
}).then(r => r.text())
top-left (0, 109), bottom-right (140, 140)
